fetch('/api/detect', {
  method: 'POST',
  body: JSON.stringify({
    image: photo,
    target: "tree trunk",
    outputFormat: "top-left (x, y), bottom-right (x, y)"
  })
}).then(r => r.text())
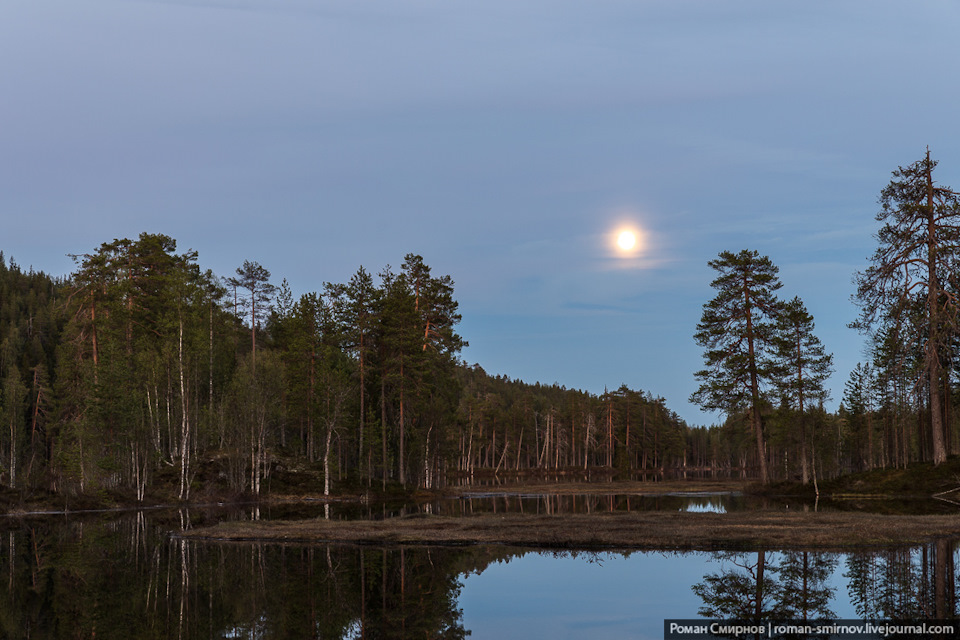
top-left (323, 421), bottom-right (333, 496)
top-left (744, 285), bottom-right (770, 484)
top-left (308, 350), bottom-right (315, 462)
top-left (358, 336), bottom-right (365, 476)
top-left (796, 334), bottom-right (810, 485)
top-left (381, 378), bottom-right (387, 490)
top-left (8, 414), bottom-right (15, 490)
top-left (178, 314), bottom-right (190, 501)
top-left (516, 425), bottom-right (523, 471)
top-left (755, 551), bottom-right (766, 619)
top-left (926, 156), bottom-right (947, 464)
top-left (398, 363), bottom-right (405, 486)
top-left (607, 398), bottom-right (614, 468)
top-left (251, 292), bottom-right (257, 374)
top-left (91, 299), bottom-right (99, 382)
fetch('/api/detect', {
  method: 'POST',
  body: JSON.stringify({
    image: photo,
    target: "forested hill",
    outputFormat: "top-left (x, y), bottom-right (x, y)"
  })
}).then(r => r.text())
top-left (0, 233), bottom-right (704, 501)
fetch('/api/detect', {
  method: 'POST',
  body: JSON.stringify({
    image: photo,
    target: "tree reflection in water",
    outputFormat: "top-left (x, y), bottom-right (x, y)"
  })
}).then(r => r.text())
top-left (692, 551), bottom-right (837, 620)
top-left (3, 513), bottom-right (960, 639)
top-left (845, 540), bottom-right (957, 619)
top-left (0, 514), bottom-right (502, 639)
top-left (694, 545), bottom-right (960, 622)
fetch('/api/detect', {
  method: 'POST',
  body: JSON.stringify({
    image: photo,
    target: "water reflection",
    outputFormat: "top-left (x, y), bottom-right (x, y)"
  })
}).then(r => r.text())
top-left (1, 512), bottom-right (960, 639)
top-left (0, 514), bottom-right (491, 639)
top-left (154, 492), bottom-right (960, 523)
top-left (692, 551), bottom-right (838, 620)
top-left (845, 541), bottom-right (957, 619)
top-left (444, 492), bottom-right (960, 516)
top-left (692, 547), bottom-right (958, 623)
top-left (444, 492), bottom-right (737, 515)
top-left (462, 548), bottom-right (960, 638)
top-left (175, 492), bottom-right (749, 522)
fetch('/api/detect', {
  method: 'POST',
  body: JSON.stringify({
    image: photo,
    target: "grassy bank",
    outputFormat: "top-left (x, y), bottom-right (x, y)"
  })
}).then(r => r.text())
top-left (178, 509), bottom-right (960, 551)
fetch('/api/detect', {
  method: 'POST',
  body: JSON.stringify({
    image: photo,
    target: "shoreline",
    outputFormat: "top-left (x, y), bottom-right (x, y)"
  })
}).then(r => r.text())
top-left (176, 509), bottom-right (960, 551)
top-left (9, 476), bottom-right (960, 551)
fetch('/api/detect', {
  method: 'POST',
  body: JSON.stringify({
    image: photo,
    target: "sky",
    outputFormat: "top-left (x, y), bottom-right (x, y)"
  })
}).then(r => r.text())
top-left (4, 0), bottom-right (960, 426)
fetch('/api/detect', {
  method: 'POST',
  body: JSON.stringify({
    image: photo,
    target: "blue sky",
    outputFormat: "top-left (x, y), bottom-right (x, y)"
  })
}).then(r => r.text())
top-left (4, 0), bottom-right (960, 425)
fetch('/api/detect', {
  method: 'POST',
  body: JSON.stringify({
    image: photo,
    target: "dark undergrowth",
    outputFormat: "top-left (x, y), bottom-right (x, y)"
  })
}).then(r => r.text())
top-left (760, 455), bottom-right (960, 501)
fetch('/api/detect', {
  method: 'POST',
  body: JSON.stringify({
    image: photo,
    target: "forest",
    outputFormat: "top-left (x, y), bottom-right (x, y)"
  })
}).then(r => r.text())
top-left (1, 153), bottom-right (960, 500)
top-left (0, 235), bottom-right (694, 501)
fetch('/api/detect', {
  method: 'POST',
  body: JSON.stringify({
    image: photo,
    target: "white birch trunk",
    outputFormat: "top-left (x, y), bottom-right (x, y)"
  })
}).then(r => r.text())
top-left (178, 315), bottom-right (191, 501)
top-left (324, 423), bottom-right (333, 497)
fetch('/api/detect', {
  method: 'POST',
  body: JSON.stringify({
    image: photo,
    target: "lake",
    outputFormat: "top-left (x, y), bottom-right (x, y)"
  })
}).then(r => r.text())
top-left (1, 496), bottom-right (956, 639)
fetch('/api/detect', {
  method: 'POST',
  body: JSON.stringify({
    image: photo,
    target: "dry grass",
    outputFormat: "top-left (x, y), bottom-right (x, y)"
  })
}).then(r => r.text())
top-left (179, 478), bottom-right (960, 550)
top-left (179, 509), bottom-right (960, 551)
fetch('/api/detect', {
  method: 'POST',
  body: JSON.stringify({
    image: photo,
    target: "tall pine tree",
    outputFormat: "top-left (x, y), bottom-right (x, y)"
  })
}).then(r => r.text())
top-left (852, 150), bottom-right (960, 464)
top-left (691, 249), bottom-right (783, 484)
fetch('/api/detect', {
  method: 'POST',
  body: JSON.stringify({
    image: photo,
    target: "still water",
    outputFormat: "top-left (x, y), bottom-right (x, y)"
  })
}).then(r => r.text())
top-left (462, 550), bottom-right (856, 639)
top-left (0, 501), bottom-right (956, 639)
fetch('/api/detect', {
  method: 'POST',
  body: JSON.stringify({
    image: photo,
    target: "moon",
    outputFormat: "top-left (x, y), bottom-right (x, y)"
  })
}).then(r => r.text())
top-left (617, 230), bottom-right (637, 251)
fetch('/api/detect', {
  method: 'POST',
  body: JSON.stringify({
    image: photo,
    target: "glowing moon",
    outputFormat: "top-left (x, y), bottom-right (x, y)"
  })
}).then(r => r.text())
top-left (617, 230), bottom-right (637, 251)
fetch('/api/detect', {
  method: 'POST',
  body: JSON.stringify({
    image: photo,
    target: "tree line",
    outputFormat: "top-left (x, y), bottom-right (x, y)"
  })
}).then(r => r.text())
top-left (0, 235), bottom-right (696, 500)
top-left (690, 149), bottom-right (960, 485)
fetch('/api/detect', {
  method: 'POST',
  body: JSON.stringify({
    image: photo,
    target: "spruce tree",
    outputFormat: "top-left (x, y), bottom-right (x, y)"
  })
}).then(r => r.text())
top-left (842, 362), bottom-right (877, 472)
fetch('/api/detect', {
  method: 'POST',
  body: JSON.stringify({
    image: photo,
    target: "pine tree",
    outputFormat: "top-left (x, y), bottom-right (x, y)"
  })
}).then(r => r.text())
top-left (852, 150), bottom-right (960, 464)
top-left (772, 297), bottom-right (833, 484)
top-left (691, 249), bottom-right (783, 484)
top-left (332, 266), bottom-right (379, 478)
top-left (227, 260), bottom-right (276, 373)
top-left (376, 266), bottom-right (420, 486)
